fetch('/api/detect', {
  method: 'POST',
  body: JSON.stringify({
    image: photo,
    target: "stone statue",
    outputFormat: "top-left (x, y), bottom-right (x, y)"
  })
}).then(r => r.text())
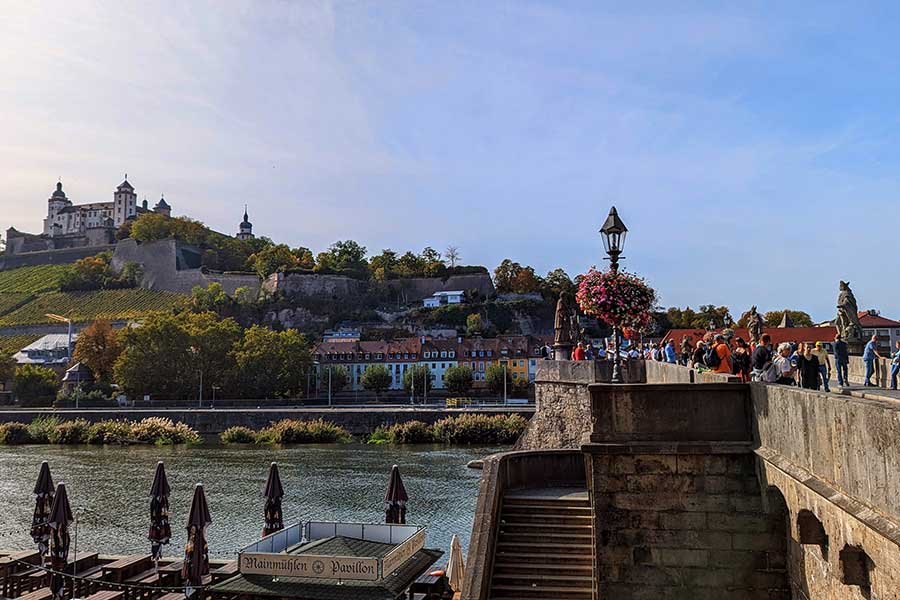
top-left (747, 305), bottom-right (763, 346)
top-left (554, 293), bottom-right (574, 346)
top-left (836, 281), bottom-right (864, 343)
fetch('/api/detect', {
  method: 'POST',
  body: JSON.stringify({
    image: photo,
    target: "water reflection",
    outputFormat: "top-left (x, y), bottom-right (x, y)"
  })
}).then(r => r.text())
top-left (0, 444), bottom-right (496, 558)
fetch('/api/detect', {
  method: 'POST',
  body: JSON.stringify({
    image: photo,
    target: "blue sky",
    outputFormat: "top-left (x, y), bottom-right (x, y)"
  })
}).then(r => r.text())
top-left (1, 1), bottom-right (898, 321)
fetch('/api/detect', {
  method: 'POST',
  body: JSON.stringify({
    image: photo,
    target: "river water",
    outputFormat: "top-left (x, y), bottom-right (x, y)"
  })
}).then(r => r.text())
top-left (0, 443), bottom-right (497, 559)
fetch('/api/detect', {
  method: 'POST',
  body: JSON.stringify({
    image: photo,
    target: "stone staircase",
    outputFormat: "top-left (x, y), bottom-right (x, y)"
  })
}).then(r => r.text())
top-left (489, 488), bottom-right (593, 600)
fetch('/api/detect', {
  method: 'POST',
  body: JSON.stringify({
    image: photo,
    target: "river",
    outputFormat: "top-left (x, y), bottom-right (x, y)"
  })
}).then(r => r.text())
top-left (0, 443), bottom-right (497, 559)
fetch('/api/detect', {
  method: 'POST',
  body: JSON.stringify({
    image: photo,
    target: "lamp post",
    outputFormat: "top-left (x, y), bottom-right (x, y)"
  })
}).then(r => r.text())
top-left (599, 206), bottom-right (628, 384)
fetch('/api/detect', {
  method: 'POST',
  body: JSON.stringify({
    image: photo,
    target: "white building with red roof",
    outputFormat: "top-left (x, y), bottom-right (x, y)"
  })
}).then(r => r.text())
top-left (858, 310), bottom-right (900, 355)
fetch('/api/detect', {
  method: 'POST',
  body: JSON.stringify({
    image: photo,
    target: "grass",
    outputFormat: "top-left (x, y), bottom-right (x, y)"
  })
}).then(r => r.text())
top-left (0, 289), bottom-right (185, 326)
top-left (0, 334), bottom-right (43, 354)
top-left (0, 265), bottom-right (70, 294)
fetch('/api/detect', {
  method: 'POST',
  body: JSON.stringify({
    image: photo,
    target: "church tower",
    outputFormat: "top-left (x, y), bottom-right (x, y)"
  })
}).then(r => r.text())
top-left (44, 180), bottom-right (71, 234)
top-left (236, 206), bottom-right (254, 240)
top-left (113, 176), bottom-right (137, 226)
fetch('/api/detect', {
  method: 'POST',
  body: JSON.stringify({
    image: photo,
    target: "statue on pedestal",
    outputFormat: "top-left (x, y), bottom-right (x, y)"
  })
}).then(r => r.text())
top-left (553, 293), bottom-right (575, 360)
top-left (747, 306), bottom-right (763, 346)
top-left (836, 281), bottom-right (864, 351)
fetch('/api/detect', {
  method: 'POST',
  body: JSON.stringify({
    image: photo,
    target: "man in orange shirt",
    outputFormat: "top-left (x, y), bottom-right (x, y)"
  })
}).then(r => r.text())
top-left (713, 334), bottom-right (733, 374)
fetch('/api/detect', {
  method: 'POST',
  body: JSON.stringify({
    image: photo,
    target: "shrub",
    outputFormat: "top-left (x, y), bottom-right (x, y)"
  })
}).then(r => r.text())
top-left (367, 427), bottom-right (391, 445)
top-left (85, 420), bottom-right (135, 445)
top-left (386, 421), bottom-right (434, 444)
top-left (258, 419), bottom-right (351, 444)
top-left (0, 422), bottom-right (30, 444)
top-left (131, 417), bottom-right (201, 445)
top-left (432, 413), bottom-right (527, 445)
top-left (27, 416), bottom-right (61, 443)
top-left (49, 419), bottom-right (91, 444)
top-left (220, 426), bottom-right (256, 444)
top-left (13, 365), bottom-right (58, 406)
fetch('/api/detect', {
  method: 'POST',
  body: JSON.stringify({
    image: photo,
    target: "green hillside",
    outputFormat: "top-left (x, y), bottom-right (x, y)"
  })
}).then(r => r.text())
top-left (0, 293), bottom-right (34, 317)
top-left (0, 264), bottom-right (70, 293)
top-left (0, 334), bottom-right (42, 354)
top-left (0, 289), bottom-right (185, 326)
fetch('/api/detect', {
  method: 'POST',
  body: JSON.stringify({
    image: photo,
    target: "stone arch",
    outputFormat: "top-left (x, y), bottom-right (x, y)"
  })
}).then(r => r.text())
top-left (839, 544), bottom-right (873, 589)
top-left (763, 486), bottom-right (790, 574)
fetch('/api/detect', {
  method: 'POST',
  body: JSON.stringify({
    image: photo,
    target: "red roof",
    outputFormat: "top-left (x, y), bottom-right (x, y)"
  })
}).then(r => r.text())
top-left (664, 326), bottom-right (838, 347)
top-left (857, 312), bottom-right (900, 327)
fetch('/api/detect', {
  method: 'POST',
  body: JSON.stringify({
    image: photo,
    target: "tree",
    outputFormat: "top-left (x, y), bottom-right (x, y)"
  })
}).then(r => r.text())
top-left (402, 365), bottom-right (432, 401)
top-left (763, 310), bottom-right (813, 328)
top-left (114, 311), bottom-right (240, 400)
top-left (0, 351), bottom-right (16, 385)
top-left (395, 251), bottom-right (424, 278)
top-left (13, 365), bottom-right (58, 405)
top-left (59, 252), bottom-right (141, 291)
top-left (485, 363), bottom-right (512, 396)
top-left (542, 268), bottom-right (575, 298)
top-left (444, 365), bottom-right (473, 396)
top-left (493, 259), bottom-right (543, 294)
top-left (370, 249), bottom-right (398, 281)
top-left (445, 246), bottom-right (461, 268)
top-left (420, 247), bottom-right (446, 277)
top-left (361, 365), bottom-right (392, 397)
top-left (466, 313), bottom-right (483, 336)
top-left (130, 213), bottom-right (172, 242)
top-left (321, 365), bottom-right (349, 394)
top-left (72, 320), bottom-right (122, 382)
top-left (292, 246), bottom-right (315, 270)
top-left (248, 244), bottom-right (298, 278)
top-left (323, 240), bottom-right (369, 276)
top-left (666, 305), bottom-right (732, 329)
top-left (232, 326), bottom-right (312, 398)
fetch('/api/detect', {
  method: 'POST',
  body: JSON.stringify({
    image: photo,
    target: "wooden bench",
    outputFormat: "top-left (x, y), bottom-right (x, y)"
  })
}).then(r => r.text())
top-left (155, 561), bottom-right (183, 587)
top-left (25, 552), bottom-right (99, 593)
top-left (0, 550), bottom-right (41, 597)
top-left (124, 567), bottom-right (162, 600)
top-left (153, 593), bottom-right (185, 600)
top-left (71, 564), bottom-right (106, 598)
top-left (102, 556), bottom-right (152, 584)
top-left (16, 586), bottom-right (53, 600)
top-left (85, 590), bottom-right (126, 600)
top-left (210, 561), bottom-right (238, 584)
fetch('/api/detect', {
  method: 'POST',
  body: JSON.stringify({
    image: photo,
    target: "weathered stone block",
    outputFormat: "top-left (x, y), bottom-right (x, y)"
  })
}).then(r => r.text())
top-left (659, 512), bottom-right (707, 531)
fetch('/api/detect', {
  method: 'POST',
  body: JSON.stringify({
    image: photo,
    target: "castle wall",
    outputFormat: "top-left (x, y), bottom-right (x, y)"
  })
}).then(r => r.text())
top-left (262, 271), bottom-right (365, 299)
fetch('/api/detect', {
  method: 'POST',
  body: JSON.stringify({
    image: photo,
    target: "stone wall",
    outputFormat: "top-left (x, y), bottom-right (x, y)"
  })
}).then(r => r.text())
top-left (645, 360), bottom-right (743, 384)
top-left (846, 355), bottom-right (893, 387)
top-left (112, 238), bottom-right (260, 295)
top-left (752, 383), bottom-right (900, 598)
top-left (262, 271), bottom-right (365, 299)
top-left (583, 383), bottom-right (791, 599)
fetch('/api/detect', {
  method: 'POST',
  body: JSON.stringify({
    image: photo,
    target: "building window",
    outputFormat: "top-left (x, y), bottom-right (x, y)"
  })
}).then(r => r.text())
top-left (488, 351), bottom-right (493, 357)
top-left (450, 351), bottom-right (455, 358)
top-left (365, 353), bottom-right (370, 360)
top-left (432, 363), bottom-right (436, 369)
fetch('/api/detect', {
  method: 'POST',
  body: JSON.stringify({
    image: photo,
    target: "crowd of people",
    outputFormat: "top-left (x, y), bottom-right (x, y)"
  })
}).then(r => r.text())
top-left (558, 332), bottom-right (900, 391)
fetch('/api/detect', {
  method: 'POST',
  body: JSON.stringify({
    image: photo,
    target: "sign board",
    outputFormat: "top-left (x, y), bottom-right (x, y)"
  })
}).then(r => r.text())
top-left (381, 528), bottom-right (426, 577)
top-left (240, 552), bottom-right (378, 581)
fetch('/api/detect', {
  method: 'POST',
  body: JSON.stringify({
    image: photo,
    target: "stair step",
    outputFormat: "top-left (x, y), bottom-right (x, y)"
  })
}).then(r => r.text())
top-left (497, 542), bottom-right (592, 555)
top-left (495, 564), bottom-right (592, 577)
top-left (493, 573), bottom-right (592, 584)
top-left (499, 531), bottom-right (592, 539)
top-left (490, 584), bottom-right (592, 598)
top-left (501, 514), bottom-right (593, 523)
top-left (502, 503), bottom-right (591, 512)
top-left (493, 552), bottom-right (593, 564)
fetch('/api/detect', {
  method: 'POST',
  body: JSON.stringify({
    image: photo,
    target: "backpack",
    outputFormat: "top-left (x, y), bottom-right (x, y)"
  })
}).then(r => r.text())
top-left (705, 344), bottom-right (722, 369)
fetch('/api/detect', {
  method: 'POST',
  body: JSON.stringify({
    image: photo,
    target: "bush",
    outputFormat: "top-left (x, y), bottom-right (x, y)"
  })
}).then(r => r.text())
top-left (367, 427), bottom-right (391, 445)
top-left (220, 426), bottom-right (256, 444)
top-left (49, 419), bottom-right (91, 444)
top-left (13, 365), bottom-right (58, 406)
top-left (257, 419), bottom-right (351, 444)
top-left (0, 422), bottom-right (30, 444)
top-left (85, 420), bottom-right (134, 445)
top-left (386, 421), bottom-right (434, 444)
top-left (432, 413), bottom-right (527, 444)
top-left (27, 416), bottom-right (61, 443)
top-left (131, 417), bottom-right (201, 445)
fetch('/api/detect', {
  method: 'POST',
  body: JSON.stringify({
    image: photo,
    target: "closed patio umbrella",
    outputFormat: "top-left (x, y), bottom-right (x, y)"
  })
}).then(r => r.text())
top-left (446, 534), bottom-right (466, 592)
top-left (262, 462), bottom-right (284, 537)
top-left (31, 462), bottom-right (55, 561)
top-left (384, 465), bottom-right (408, 525)
top-left (181, 484), bottom-right (211, 588)
top-left (47, 482), bottom-right (73, 600)
top-left (148, 462), bottom-right (172, 567)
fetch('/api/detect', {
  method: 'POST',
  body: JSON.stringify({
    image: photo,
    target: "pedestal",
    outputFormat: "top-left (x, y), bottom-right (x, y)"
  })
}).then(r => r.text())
top-left (553, 343), bottom-right (573, 361)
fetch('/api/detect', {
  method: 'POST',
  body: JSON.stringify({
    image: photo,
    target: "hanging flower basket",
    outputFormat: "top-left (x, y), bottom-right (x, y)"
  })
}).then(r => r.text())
top-left (576, 268), bottom-right (657, 330)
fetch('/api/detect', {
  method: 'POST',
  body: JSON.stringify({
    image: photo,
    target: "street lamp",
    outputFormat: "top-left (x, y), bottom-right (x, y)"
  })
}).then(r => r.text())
top-left (600, 206), bottom-right (628, 383)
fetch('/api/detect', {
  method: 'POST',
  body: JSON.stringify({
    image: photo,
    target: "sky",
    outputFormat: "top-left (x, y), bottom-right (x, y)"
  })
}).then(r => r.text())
top-left (2, 1), bottom-right (899, 322)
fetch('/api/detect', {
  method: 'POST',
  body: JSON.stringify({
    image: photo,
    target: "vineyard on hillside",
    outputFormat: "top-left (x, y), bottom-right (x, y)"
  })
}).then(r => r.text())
top-left (0, 264), bottom-right (70, 293)
top-left (0, 293), bottom-right (34, 317)
top-left (0, 289), bottom-right (185, 326)
top-left (0, 334), bottom-right (42, 354)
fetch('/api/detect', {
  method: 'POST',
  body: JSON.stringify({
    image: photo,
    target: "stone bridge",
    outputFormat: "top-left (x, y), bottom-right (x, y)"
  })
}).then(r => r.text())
top-left (463, 360), bottom-right (900, 600)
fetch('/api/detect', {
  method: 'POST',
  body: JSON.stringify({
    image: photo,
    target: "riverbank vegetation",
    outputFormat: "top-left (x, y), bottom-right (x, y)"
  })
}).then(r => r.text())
top-left (0, 416), bottom-right (201, 445)
top-left (367, 414), bottom-right (527, 445)
top-left (220, 419), bottom-right (352, 444)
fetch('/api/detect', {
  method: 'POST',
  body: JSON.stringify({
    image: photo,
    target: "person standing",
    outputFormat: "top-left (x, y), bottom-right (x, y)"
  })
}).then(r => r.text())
top-left (796, 343), bottom-right (821, 390)
top-left (665, 340), bottom-right (678, 364)
top-left (572, 342), bottom-right (586, 361)
top-left (774, 343), bottom-right (797, 385)
top-left (710, 334), bottom-right (733, 375)
top-left (750, 334), bottom-right (773, 381)
top-left (731, 337), bottom-right (751, 383)
top-left (863, 334), bottom-right (883, 386)
top-left (585, 342), bottom-right (595, 361)
top-left (890, 340), bottom-right (900, 390)
top-left (811, 342), bottom-right (832, 392)
top-left (833, 334), bottom-right (849, 387)
top-left (680, 336), bottom-right (692, 366)
top-left (692, 341), bottom-right (707, 369)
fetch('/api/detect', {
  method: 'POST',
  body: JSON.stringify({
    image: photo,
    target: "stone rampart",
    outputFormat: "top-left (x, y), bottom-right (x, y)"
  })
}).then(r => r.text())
top-left (645, 359), bottom-right (743, 384)
top-left (112, 238), bottom-right (260, 295)
top-left (262, 272), bottom-right (365, 299)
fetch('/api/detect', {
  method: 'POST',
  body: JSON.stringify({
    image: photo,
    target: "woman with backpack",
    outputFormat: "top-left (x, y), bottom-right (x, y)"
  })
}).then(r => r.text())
top-left (706, 334), bottom-right (733, 374)
top-left (773, 343), bottom-right (797, 385)
top-left (731, 337), bottom-right (751, 382)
